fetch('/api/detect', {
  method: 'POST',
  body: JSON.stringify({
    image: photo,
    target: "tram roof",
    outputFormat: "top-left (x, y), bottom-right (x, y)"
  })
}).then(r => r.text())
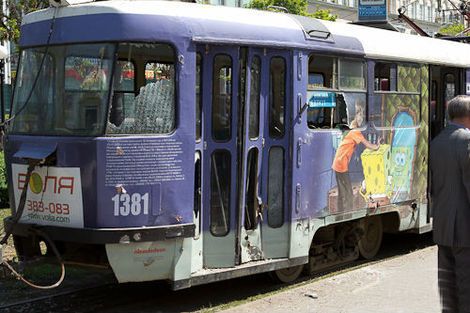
top-left (321, 19), bottom-right (470, 67)
top-left (20, 0), bottom-right (470, 67)
top-left (20, 1), bottom-right (362, 55)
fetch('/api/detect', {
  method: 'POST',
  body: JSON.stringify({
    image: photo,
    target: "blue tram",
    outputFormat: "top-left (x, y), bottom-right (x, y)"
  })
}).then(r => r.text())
top-left (4, 0), bottom-right (470, 288)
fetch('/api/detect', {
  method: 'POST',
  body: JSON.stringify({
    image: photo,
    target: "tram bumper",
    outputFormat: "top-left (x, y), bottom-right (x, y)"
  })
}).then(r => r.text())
top-left (3, 218), bottom-right (195, 244)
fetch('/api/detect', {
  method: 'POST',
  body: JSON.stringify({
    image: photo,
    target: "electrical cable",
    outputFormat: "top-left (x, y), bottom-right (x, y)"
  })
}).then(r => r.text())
top-left (2, 229), bottom-right (65, 289)
top-left (0, 160), bottom-right (66, 289)
top-left (0, 7), bottom-right (66, 289)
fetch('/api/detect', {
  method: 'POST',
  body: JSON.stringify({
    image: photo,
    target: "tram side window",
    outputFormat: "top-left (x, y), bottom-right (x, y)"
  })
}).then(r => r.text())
top-left (307, 55), bottom-right (356, 130)
top-left (339, 59), bottom-right (366, 90)
top-left (307, 93), bottom-right (348, 129)
top-left (212, 54), bottom-right (232, 141)
top-left (308, 55), bottom-right (337, 89)
top-left (374, 62), bottom-right (396, 91)
top-left (107, 43), bottom-right (175, 135)
top-left (269, 57), bottom-right (286, 138)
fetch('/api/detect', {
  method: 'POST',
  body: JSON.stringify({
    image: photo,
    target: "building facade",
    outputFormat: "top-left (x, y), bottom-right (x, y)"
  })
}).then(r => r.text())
top-left (309, 0), bottom-right (463, 35)
top-left (208, 0), bottom-right (464, 35)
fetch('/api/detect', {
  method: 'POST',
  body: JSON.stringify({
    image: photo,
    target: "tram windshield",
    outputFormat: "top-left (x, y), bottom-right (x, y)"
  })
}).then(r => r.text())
top-left (10, 42), bottom-right (176, 136)
top-left (10, 43), bottom-right (115, 136)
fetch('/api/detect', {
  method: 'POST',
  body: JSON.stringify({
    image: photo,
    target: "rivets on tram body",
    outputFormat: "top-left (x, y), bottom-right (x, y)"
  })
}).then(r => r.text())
top-left (119, 235), bottom-right (130, 244)
top-left (133, 233), bottom-right (142, 241)
top-left (116, 146), bottom-right (124, 156)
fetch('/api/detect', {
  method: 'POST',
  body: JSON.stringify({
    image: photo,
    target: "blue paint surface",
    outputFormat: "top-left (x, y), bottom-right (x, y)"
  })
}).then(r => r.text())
top-left (19, 12), bottom-right (364, 56)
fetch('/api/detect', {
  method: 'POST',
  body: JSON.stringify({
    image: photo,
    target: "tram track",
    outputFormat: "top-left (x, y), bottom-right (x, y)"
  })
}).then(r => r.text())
top-left (0, 232), bottom-right (433, 313)
top-left (0, 282), bottom-right (112, 311)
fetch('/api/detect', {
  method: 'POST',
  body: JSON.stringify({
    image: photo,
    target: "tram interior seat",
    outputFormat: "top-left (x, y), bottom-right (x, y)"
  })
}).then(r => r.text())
top-left (108, 79), bottom-right (174, 134)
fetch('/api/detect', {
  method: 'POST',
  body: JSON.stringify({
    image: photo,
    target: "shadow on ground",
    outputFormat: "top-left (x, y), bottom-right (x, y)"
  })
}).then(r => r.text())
top-left (0, 232), bottom-right (434, 313)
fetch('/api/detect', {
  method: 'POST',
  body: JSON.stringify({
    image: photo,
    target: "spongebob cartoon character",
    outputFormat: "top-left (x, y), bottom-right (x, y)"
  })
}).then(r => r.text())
top-left (391, 146), bottom-right (413, 201)
top-left (360, 144), bottom-right (392, 200)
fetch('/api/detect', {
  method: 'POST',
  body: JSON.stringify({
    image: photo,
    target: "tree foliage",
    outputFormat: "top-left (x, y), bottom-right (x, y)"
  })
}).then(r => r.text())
top-left (245, 0), bottom-right (336, 21)
top-left (0, 0), bottom-right (49, 44)
top-left (438, 23), bottom-right (469, 36)
top-left (310, 8), bottom-right (336, 21)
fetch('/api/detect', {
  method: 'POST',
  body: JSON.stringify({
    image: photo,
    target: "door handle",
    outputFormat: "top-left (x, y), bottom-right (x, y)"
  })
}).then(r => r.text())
top-left (297, 137), bottom-right (303, 168)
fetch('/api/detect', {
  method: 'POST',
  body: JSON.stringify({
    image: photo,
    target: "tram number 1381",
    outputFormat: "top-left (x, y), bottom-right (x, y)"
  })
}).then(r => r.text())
top-left (112, 193), bottom-right (150, 216)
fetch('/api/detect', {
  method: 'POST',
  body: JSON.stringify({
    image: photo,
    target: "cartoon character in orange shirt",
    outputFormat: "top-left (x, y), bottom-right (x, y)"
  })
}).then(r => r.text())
top-left (332, 102), bottom-right (380, 212)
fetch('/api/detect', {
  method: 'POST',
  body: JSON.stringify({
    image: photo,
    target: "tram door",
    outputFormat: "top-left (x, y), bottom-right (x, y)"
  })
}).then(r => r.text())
top-left (259, 49), bottom-right (292, 259)
top-left (199, 45), bottom-right (292, 268)
top-left (238, 48), bottom-right (292, 262)
top-left (200, 45), bottom-right (240, 268)
top-left (430, 66), bottom-right (462, 138)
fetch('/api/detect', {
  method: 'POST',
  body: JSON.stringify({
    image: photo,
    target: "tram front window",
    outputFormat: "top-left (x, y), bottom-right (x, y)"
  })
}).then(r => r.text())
top-left (11, 43), bottom-right (115, 136)
top-left (11, 42), bottom-right (176, 137)
top-left (107, 43), bottom-right (176, 135)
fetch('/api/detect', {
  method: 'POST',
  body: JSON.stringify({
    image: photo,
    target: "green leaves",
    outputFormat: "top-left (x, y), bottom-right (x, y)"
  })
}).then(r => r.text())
top-left (0, 0), bottom-right (49, 43)
top-left (245, 0), bottom-right (336, 21)
top-left (310, 8), bottom-right (337, 21)
top-left (438, 23), bottom-right (469, 36)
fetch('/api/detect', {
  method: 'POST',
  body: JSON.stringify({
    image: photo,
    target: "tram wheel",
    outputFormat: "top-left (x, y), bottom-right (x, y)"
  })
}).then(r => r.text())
top-left (271, 264), bottom-right (304, 283)
top-left (358, 215), bottom-right (383, 260)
